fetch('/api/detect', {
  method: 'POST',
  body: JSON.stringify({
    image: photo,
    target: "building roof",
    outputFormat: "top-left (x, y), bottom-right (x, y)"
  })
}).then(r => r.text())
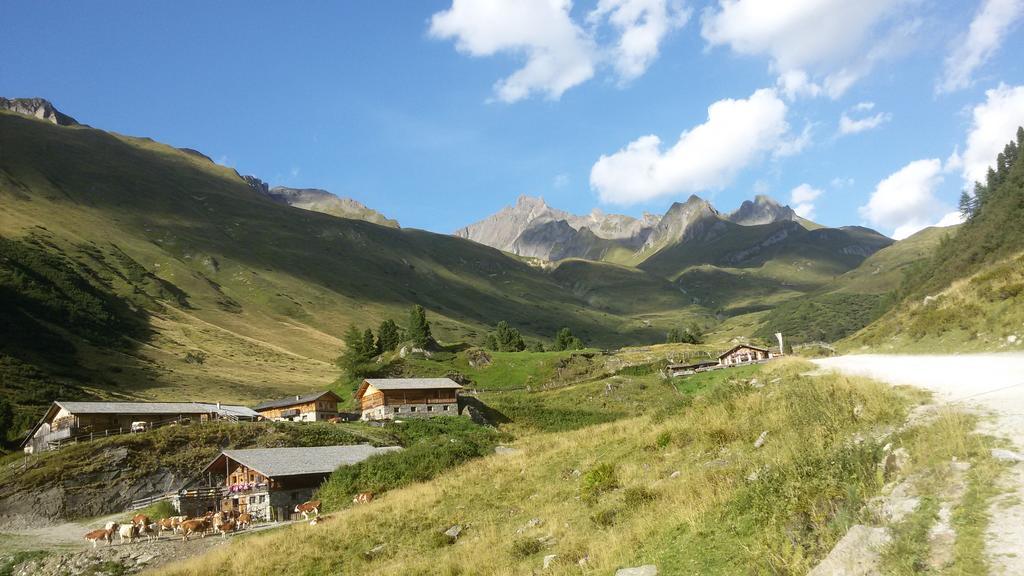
top-left (253, 391), bottom-right (342, 412)
top-left (204, 444), bottom-right (402, 478)
top-left (54, 401), bottom-right (259, 418)
top-left (356, 378), bottom-right (463, 399)
top-left (717, 344), bottom-right (771, 359)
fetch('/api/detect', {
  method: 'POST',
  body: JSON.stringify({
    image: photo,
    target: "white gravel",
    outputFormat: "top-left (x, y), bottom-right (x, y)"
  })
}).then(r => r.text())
top-left (813, 353), bottom-right (1024, 575)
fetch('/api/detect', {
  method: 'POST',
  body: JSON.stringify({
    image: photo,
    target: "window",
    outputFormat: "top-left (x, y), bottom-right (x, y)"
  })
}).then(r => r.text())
top-left (410, 406), bottom-right (416, 412)
top-left (259, 495), bottom-right (266, 503)
top-left (443, 405), bottom-right (449, 411)
top-left (427, 406), bottom-right (433, 412)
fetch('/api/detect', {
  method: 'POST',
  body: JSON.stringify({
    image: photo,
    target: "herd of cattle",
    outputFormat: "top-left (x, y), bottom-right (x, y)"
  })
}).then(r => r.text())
top-left (83, 509), bottom-right (255, 547)
top-left (82, 494), bottom-right (371, 548)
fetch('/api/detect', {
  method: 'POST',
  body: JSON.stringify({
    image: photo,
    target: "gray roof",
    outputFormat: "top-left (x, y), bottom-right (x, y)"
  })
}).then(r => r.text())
top-left (213, 444), bottom-right (402, 477)
top-left (363, 378), bottom-right (463, 390)
top-left (253, 391), bottom-right (340, 411)
top-left (55, 401), bottom-right (259, 418)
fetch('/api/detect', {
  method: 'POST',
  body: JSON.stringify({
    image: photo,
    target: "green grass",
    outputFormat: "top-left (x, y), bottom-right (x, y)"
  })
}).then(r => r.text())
top-left (0, 550), bottom-right (49, 576)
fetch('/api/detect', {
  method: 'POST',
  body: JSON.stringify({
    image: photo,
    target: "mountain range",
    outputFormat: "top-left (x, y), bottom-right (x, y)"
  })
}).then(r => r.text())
top-left (0, 98), bottom-right (944, 435)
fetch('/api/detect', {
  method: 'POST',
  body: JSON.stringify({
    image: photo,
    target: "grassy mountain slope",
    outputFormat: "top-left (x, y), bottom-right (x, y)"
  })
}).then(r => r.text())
top-left (0, 111), bottom-right (703, 436)
top-left (156, 359), bottom-right (923, 576)
top-left (844, 128), bottom-right (1024, 352)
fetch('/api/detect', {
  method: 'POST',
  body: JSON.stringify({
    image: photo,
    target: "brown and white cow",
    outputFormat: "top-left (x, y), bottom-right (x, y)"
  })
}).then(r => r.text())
top-left (119, 523), bottom-right (139, 544)
top-left (216, 520), bottom-right (236, 537)
top-left (85, 527), bottom-right (115, 548)
top-left (131, 514), bottom-right (151, 527)
top-left (294, 500), bottom-right (321, 520)
top-left (236, 513), bottom-right (252, 530)
top-left (352, 492), bottom-right (374, 505)
top-left (179, 518), bottom-right (210, 542)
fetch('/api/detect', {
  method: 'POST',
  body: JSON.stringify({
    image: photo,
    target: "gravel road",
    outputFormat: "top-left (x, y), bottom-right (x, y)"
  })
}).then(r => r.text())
top-left (813, 353), bottom-right (1024, 575)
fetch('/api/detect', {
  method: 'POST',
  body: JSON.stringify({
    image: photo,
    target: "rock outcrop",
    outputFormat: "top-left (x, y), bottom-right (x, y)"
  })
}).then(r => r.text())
top-left (0, 97), bottom-right (78, 126)
top-left (264, 186), bottom-right (399, 228)
top-left (726, 194), bottom-right (798, 226)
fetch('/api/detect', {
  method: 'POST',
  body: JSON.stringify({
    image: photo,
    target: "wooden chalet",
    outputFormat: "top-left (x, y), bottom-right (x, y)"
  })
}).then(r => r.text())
top-left (666, 360), bottom-right (719, 377)
top-left (202, 444), bottom-right (401, 521)
top-left (355, 378), bottom-right (462, 421)
top-left (22, 401), bottom-right (260, 454)
top-left (718, 344), bottom-right (772, 366)
top-left (253, 390), bottom-right (342, 422)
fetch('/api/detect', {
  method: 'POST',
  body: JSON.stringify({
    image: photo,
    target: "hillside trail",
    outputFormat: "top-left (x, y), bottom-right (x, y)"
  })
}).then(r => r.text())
top-left (813, 353), bottom-right (1024, 575)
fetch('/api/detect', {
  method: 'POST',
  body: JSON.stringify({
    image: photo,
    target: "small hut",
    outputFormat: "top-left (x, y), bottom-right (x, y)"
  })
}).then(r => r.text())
top-left (718, 344), bottom-right (772, 366)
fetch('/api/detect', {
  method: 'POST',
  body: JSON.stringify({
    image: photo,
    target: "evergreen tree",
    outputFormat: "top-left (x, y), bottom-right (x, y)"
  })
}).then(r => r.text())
top-left (666, 327), bottom-right (683, 343)
top-left (684, 322), bottom-right (704, 344)
top-left (959, 190), bottom-right (975, 220)
top-left (1017, 126), bottom-right (1024, 148)
top-left (363, 328), bottom-right (377, 357)
top-left (527, 341), bottom-right (545, 353)
top-left (408, 305), bottom-right (432, 348)
top-left (338, 325), bottom-right (371, 378)
top-left (484, 333), bottom-right (499, 351)
top-left (376, 319), bottom-right (401, 352)
top-left (553, 327), bottom-right (584, 351)
top-left (493, 321), bottom-right (525, 352)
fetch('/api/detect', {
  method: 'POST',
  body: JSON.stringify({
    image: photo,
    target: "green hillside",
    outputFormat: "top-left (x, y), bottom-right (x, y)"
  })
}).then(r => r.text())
top-left (844, 127), bottom-right (1024, 352)
top-left (0, 111), bottom-right (705, 439)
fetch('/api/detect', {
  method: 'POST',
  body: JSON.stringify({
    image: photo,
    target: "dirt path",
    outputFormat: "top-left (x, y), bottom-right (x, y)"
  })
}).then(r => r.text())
top-left (813, 353), bottom-right (1024, 575)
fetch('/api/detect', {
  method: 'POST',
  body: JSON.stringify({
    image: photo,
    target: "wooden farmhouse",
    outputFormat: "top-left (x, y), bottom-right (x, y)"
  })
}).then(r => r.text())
top-left (22, 401), bottom-right (260, 453)
top-left (253, 391), bottom-right (342, 422)
top-left (355, 378), bottom-right (462, 421)
top-left (666, 360), bottom-right (719, 377)
top-left (202, 444), bottom-right (401, 521)
top-left (718, 344), bottom-right (772, 366)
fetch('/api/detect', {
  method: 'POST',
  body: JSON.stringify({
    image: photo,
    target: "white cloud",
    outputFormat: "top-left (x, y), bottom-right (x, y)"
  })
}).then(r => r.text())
top-left (938, 0), bottom-right (1024, 94)
top-left (701, 0), bottom-right (908, 97)
top-left (776, 70), bottom-right (822, 100)
top-left (789, 183), bottom-right (823, 219)
top-left (553, 172), bottom-right (570, 188)
top-left (588, 0), bottom-right (690, 83)
top-left (839, 101), bottom-right (892, 135)
top-left (859, 158), bottom-right (952, 239)
top-left (830, 176), bottom-right (855, 188)
top-left (590, 88), bottom-right (797, 204)
top-left (430, 0), bottom-right (686, 102)
top-left (959, 84), bottom-right (1024, 185)
top-left (429, 0), bottom-right (596, 103)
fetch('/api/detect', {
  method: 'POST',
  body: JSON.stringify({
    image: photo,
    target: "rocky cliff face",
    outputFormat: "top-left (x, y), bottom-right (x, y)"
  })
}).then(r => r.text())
top-left (643, 195), bottom-right (726, 250)
top-left (0, 97), bottom-right (78, 126)
top-left (239, 178), bottom-right (399, 228)
top-left (726, 195), bottom-right (798, 226)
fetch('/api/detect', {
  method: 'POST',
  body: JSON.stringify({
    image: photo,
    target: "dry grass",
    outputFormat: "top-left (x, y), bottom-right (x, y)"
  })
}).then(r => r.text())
top-left (154, 359), bottom-right (913, 575)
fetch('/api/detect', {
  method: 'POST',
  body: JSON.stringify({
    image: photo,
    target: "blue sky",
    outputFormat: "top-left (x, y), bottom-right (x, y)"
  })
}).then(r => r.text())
top-left (2, 1), bottom-right (1024, 238)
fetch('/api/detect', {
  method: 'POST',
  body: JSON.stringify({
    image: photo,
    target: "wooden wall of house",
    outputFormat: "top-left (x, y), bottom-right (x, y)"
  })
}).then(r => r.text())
top-left (258, 398), bottom-right (338, 420)
top-left (361, 389), bottom-right (457, 411)
top-left (68, 412), bottom-right (206, 432)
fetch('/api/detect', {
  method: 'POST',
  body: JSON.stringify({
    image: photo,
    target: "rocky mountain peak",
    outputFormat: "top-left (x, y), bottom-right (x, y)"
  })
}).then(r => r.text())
top-left (0, 97), bottom-right (78, 126)
top-left (727, 194), bottom-right (797, 226)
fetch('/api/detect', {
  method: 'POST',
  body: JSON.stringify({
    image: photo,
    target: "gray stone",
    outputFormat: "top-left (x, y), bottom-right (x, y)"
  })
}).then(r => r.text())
top-left (494, 445), bottom-right (520, 455)
top-left (444, 524), bottom-right (462, 540)
top-left (809, 525), bottom-right (891, 576)
top-left (543, 554), bottom-right (558, 569)
top-left (991, 448), bottom-right (1024, 462)
top-left (615, 565), bottom-right (658, 576)
top-left (753, 430), bottom-right (768, 449)
top-left (668, 470), bottom-right (681, 479)
top-left (363, 544), bottom-right (387, 560)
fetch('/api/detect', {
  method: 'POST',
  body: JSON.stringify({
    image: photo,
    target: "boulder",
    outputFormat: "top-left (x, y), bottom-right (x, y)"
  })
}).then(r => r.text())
top-left (543, 554), bottom-right (558, 569)
top-left (753, 431), bottom-right (768, 449)
top-left (991, 448), bottom-right (1024, 462)
top-left (809, 525), bottom-right (890, 576)
top-left (444, 525), bottom-right (462, 541)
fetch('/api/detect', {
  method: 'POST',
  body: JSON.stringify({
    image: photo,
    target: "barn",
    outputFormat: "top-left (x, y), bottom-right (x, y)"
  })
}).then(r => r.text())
top-left (355, 378), bottom-right (462, 421)
top-left (202, 444), bottom-right (401, 521)
top-left (253, 391), bottom-right (342, 422)
top-left (718, 344), bottom-right (773, 366)
top-left (22, 401), bottom-right (260, 453)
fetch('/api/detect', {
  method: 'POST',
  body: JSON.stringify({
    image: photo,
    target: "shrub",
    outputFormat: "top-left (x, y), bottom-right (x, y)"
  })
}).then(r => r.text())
top-left (510, 537), bottom-right (544, 558)
top-left (655, 431), bottom-right (672, 448)
top-left (590, 507), bottom-right (618, 527)
top-left (580, 462), bottom-right (619, 504)
top-left (622, 486), bottom-right (656, 509)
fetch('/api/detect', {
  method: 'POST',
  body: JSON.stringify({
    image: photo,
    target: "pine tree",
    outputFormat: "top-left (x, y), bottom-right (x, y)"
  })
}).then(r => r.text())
top-left (1017, 126), bottom-right (1024, 148)
top-left (959, 190), bottom-right (975, 220)
top-left (363, 328), bottom-right (377, 357)
top-left (484, 333), bottom-right (499, 351)
top-left (338, 325), bottom-right (370, 378)
top-left (666, 328), bottom-right (683, 343)
top-left (377, 319), bottom-right (401, 352)
top-left (553, 327), bottom-right (584, 351)
top-left (408, 305), bottom-right (432, 348)
top-left (494, 321), bottom-right (525, 352)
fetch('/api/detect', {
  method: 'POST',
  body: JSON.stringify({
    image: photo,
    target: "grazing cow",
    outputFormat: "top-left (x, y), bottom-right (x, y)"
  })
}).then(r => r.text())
top-left (180, 518), bottom-right (210, 542)
top-left (170, 515), bottom-right (188, 534)
top-left (294, 500), bottom-right (321, 521)
top-left (85, 528), bottom-right (113, 548)
top-left (216, 520), bottom-right (236, 536)
top-left (131, 514), bottom-right (151, 527)
top-left (353, 492), bottom-right (374, 505)
top-left (119, 523), bottom-right (139, 544)
top-left (236, 513), bottom-right (252, 530)
top-left (137, 522), bottom-right (158, 541)
top-left (157, 517), bottom-right (175, 535)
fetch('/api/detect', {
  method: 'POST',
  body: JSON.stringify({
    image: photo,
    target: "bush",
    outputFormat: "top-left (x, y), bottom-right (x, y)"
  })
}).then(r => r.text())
top-left (622, 486), bottom-right (656, 509)
top-left (580, 462), bottom-right (619, 504)
top-left (590, 507), bottom-right (618, 527)
top-left (510, 537), bottom-right (544, 558)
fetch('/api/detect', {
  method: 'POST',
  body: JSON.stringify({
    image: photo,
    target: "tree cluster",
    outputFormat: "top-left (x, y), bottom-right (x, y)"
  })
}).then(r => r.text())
top-left (336, 306), bottom-right (429, 378)
top-left (666, 323), bottom-right (704, 345)
top-left (961, 126), bottom-right (1023, 220)
top-left (552, 327), bottom-right (584, 351)
top-left (484, 321), bottom-right (526, 352)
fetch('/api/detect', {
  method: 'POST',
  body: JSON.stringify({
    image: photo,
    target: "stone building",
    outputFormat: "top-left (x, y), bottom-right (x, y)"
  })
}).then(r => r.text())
top-left (202, 444), bottom-right (401, 521)
top-left (253, 391), bottom-right (342, 422)
top-left (718, 344), bottom-right (772, 366)
top-left (355, 378), bottom-right (462, 421)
